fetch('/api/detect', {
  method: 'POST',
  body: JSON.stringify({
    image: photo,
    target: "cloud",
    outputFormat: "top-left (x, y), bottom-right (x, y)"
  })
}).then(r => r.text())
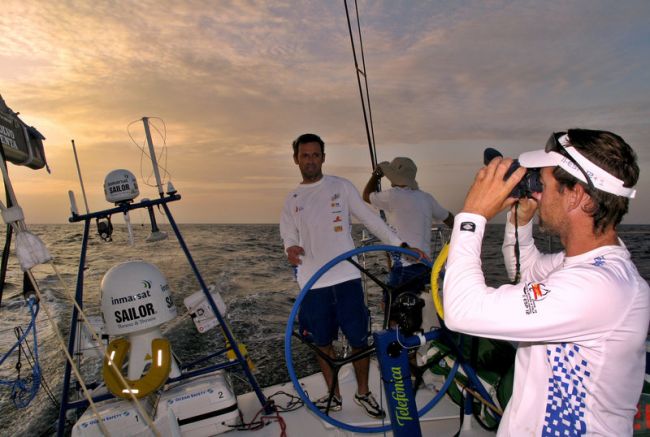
top-left (1, 0), bottom-right (649, 223)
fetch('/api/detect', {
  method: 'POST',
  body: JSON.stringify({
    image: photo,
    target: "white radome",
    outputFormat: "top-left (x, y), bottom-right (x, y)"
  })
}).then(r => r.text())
top-left (103, 169), bottom-right (140, 204)
top-left (100, 261), bottom-right (177, 335)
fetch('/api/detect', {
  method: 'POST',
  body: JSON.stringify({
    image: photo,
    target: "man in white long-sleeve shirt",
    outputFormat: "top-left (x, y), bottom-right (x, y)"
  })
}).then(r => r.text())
top-left (362, 156), bottom-right (453, 333)
top-left (444, 129), bottom-right (648, 436)
top-left (280, 133), bottom-right (408, 419)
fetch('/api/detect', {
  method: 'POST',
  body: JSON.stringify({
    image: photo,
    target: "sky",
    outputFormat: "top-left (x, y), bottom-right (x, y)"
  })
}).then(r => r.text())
top-left (1, 0), bottom-right (649, 224)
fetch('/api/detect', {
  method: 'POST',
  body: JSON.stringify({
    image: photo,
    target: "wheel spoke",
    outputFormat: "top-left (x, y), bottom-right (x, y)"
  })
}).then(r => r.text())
top-left (284, 244), bottom-right (458, 433)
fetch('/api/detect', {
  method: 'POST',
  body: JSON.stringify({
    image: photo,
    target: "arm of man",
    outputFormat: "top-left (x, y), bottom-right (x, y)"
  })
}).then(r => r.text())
top-left (285, 246), bottom-right (305, 266)
top-left (443, 158), bottom-right (622, 341)
top-left (444, 213), bottom-right (627, 342)
top-left (460, 157), bottom-right (524, 220)
top-left (362, 169), bottom-right (382, 203)
top-left (430, 193), bottom-right (454, 228)
top-left (345, 180), bottom-right (402, 247)
top-left (279, 195), bottom-right (304, 266)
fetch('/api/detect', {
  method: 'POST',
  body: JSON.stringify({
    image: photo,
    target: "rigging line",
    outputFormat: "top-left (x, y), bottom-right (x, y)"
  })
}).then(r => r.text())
top-left (22, 270), bottom-right (113, 437)
top-left (16, 326), bottom-right (63, 408)
top-left (344, 0), bottom-right (389, 228)
top-left (46, 262), bottom-right (161, 437)
top-left (0, 300), bottom-right (36, 367)
top-left (0, 298), bottom-right (40, 408)
top-left (353, 0), bottom-right (378, 167)
top-left (344, 0), bottom-right (378, 170)
top-left (13, 256), bottom-right (160, 434)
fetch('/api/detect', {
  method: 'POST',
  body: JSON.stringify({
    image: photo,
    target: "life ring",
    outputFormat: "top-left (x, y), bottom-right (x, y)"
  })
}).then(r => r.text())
top-left (102, 337), bottom-right (171, 399)
top-left (430, 242), bottom-right (449, 320)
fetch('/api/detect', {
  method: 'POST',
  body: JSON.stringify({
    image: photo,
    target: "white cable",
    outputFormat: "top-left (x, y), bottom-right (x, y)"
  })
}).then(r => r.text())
top-left (126, 118), bottom-right (171, 189)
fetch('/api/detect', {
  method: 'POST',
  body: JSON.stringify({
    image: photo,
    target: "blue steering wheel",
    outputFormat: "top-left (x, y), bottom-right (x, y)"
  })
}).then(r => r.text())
top-left (283, 245), bottom-right (462, 433)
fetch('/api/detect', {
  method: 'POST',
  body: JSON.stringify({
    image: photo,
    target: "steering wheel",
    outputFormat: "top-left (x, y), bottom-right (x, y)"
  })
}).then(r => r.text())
top-left (283, 245), bottom-right (461, 433)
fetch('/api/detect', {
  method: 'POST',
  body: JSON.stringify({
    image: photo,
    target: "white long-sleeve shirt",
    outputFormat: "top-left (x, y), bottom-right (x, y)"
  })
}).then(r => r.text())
top-left (444, 212), bottom-right (649, 436)
top-left (369, 187), bottom-right (449, 260)
top-left (280, 175), bottom-right (402, 289)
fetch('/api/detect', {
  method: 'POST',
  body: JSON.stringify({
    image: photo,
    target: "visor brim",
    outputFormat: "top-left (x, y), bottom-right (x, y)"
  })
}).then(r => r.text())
top-left (518, 149), bottom-right (563, 168)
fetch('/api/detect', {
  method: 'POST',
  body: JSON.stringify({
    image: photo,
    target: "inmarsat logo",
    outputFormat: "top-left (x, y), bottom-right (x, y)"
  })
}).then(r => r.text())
top-left (142, 280), bottom-right (151, 289)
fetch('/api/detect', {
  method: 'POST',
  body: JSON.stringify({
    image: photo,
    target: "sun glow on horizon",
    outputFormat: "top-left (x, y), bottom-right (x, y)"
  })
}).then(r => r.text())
top-left (1, 1), bottom-right (648, 223)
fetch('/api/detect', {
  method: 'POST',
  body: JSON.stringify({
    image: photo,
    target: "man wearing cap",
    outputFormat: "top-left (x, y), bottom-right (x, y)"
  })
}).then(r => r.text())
top-left (443, 129), bottom-right (648, 436)
top-left (363, 157), bottom-right (453, 310)
top-left (281, 133), bottom-right (415, 419)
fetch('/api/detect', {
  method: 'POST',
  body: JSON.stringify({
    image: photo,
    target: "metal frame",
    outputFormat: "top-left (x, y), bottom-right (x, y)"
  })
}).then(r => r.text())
top-left (56, 194), bottom-right (269, 435)
top-left (284, 244), bottom-right (500, 435)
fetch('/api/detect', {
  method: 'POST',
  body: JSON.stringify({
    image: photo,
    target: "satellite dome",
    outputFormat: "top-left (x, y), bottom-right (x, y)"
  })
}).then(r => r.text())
top-left (100, 261), bottom-right (176, 335)
top-left (104, 169), bottom-right (139, 204)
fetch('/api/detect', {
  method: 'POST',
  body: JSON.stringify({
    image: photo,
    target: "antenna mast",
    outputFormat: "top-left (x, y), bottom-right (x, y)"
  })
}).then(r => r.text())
top-left (71, 140), bottom-right (90, 214)
top-left (142, 117), bottom-right (164, 197)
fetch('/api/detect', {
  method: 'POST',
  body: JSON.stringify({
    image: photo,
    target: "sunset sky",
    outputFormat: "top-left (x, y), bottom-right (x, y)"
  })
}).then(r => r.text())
top-left (1, 1), bottom-right (649, 224)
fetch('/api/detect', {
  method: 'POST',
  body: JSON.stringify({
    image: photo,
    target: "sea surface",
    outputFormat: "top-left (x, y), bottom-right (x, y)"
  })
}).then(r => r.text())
top-left (0, 222), bottom-right (648, 436)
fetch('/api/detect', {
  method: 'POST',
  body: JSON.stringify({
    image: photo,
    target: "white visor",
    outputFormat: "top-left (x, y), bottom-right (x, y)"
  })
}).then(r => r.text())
top-left (518, 135), bottom-right (636, 199)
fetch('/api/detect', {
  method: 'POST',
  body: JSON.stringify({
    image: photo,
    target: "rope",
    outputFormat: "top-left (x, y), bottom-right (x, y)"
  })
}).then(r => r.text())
top-left (0, 297), bottom-right (41, 408)
top-left (228, 390), bottom-right (302, 435)
top-left (23, 269), bottom-right (113, 437)
top-left (344, 0), bottom-right (378, 170)
top-left (15, 325), bottom-right (60, 407)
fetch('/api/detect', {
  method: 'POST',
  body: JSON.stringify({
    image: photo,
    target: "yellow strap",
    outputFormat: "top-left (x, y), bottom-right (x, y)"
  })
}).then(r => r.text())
top-left (225, 340), bottom-right (256, 372)
top-left (430, 243), bottom-right (449, 320)
top-left (103, 337), bottom-right (172, 399)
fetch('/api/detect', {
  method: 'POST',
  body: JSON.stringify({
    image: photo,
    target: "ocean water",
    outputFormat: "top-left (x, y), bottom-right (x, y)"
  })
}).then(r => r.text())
top-left (0, 222), bottom-right (648, 436)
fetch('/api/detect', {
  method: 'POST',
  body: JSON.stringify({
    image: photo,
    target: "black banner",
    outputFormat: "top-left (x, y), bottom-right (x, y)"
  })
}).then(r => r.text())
top-left (0, 96), bottom-right (47, 170)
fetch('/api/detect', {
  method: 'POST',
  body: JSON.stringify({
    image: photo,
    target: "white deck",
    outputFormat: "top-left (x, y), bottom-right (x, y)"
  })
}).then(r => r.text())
top-left (234, 360), bottom-right (495, 436)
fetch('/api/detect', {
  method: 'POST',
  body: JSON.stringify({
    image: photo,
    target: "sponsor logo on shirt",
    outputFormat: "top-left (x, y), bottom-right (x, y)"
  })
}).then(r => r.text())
top-left (592, 256), bottom-right (606, 267)
top-left (294, 206), bottom-right (303, 213)
top-left (331, 202), bottom-right (340, 208)
top-left (331, 193), bottom-right (340, 201)
top-left (333, 225), bottom-right (343, 232)
top-left (460, 222), bottom-right (476, 232)
top-left (522, 282), bottom-right (551, 315)
top-left (333, 216), bottom-right (342, 223)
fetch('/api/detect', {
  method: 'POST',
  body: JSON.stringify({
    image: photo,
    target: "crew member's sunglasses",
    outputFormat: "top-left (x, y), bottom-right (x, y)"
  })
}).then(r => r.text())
top-left (544, 132), bottom-right (595, 192)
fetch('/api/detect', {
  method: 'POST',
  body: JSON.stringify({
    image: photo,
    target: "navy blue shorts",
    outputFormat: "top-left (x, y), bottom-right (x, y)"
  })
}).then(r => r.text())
top-left (298, 278), bottom-right (369, 348)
